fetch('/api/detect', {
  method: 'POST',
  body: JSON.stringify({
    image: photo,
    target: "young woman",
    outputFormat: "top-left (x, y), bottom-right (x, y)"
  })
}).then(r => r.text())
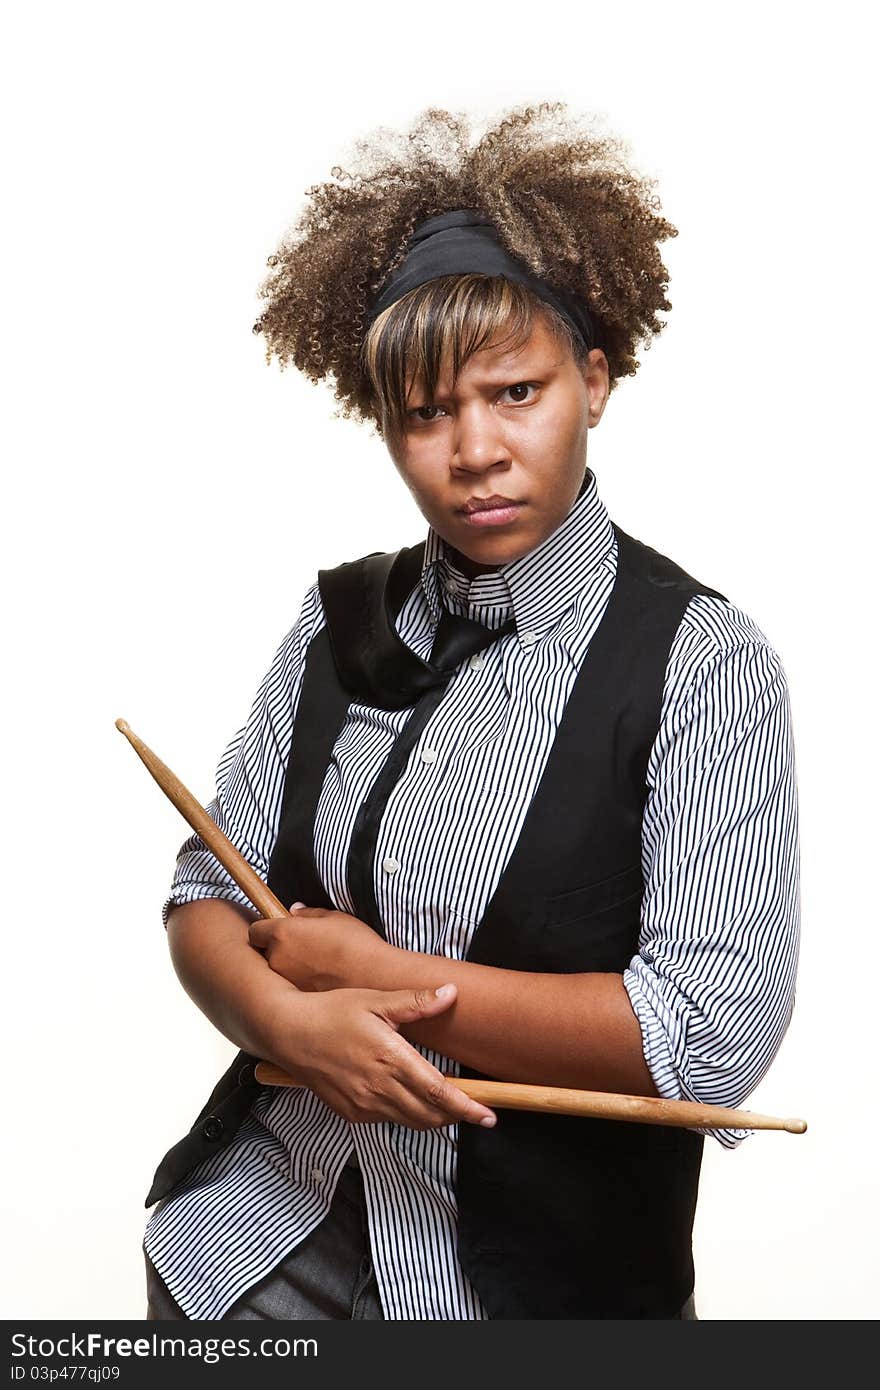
top-left (142, 102), bottom-right (800, 1321)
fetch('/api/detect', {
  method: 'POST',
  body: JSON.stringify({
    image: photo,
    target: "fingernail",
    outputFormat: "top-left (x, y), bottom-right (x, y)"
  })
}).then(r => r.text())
top-left (435, 984), bottom-right (455, 998)
top-left (480, 1115), bottom-right (497, 1127)
top-left (291, 902), bottom-right (305, 910)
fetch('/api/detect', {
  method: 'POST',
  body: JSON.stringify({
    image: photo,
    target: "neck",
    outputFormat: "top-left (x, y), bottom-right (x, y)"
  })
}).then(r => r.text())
top-left (448, 546), bottom-right (500, 580)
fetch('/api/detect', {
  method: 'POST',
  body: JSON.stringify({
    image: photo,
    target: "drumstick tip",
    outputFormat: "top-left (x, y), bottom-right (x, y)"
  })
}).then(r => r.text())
top-left (115, 718), bottom-right (131, 735)
top-left (784, 1118), bottom-right (808, 1134)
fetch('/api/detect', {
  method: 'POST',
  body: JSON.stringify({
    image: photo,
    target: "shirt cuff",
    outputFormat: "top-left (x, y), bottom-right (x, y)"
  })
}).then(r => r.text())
top-left (623, 961), bottom-right (752, 1151)
top-left (161, 881), bottom-right (258, 928)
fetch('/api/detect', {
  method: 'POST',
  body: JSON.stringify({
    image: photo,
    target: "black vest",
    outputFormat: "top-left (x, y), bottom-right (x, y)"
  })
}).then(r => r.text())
top-left (146, 524), bottom-right (726, 1319)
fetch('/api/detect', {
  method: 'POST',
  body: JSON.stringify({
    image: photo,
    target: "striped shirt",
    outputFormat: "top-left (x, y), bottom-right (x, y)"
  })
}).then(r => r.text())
top-left (143, 468), bottom-right (800, 1319)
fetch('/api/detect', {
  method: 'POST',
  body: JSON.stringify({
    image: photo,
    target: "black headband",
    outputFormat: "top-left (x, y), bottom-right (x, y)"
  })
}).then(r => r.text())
top-left (364, 208), bottom-right (599, 353)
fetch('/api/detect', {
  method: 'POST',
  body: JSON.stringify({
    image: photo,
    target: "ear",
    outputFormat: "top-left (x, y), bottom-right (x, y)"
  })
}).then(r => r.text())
top-left (581, 348), bottom-right (610, 428)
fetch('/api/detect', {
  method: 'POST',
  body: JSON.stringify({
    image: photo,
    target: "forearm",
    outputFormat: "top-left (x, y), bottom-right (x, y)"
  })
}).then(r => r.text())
top-left (166, 899), bottom-right (305, 1067)
top-left (350, 945), bottom-right (658, 1096)
top-left (168, 900), bottom-right (499, 1130)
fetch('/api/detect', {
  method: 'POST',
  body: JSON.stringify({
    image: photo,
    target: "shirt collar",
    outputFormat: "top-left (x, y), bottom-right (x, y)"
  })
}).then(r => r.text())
top-left (419, 467), bottom-right (615, 651)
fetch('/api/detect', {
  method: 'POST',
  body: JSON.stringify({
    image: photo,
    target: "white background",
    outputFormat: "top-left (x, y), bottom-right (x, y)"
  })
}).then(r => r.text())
top-left (2, 0), bottom-right (877, 1320)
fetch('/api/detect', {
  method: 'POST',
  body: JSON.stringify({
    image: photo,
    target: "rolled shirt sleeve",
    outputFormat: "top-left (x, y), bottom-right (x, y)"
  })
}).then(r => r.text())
top-left (161, 582), bottom-right (323, 927)
top-left (624, 599), bottom-right (801, 1148)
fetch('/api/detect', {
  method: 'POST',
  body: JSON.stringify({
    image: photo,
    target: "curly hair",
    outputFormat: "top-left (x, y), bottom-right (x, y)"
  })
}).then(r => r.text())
top-left (253, 101), bottom-right (678, 436)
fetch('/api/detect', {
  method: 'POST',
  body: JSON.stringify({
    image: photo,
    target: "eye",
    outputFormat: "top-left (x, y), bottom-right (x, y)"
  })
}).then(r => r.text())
top-left (406, 404), bottom-right (448, 424)
top-left (501, 382), bottom-right (539, 404)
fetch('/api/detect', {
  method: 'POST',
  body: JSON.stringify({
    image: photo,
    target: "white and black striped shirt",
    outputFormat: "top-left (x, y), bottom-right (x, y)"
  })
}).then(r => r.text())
top-left (144, 469), bottom-right (800, 1319)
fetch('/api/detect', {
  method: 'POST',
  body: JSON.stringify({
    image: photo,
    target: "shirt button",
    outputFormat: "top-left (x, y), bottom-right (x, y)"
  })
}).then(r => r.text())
top-left (310, 1167), bottom-right (325, 1183)
top-left (445, 578), bottom-right (456, 593)
top-left (421, 747), bottom-right (438, 764)
top-left (469, 653), bottom-right (486, 670)
top-left (382, 856), bottom-right (400, 875)
top-left (520, 631), bottom-right (538, 647)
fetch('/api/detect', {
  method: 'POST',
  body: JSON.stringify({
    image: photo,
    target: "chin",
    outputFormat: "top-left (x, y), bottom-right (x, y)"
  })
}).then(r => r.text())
top-left (463, 537), bottom-right (533, 570)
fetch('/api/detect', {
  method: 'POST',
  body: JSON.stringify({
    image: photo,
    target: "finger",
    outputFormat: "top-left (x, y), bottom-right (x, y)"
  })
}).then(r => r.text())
top-left (374, 1032), bottom-right (497, 1128)
top-left (371, 988), bottom-right (496, 1124)
top-left (248, 920), bottom-right (271, 949)
top-left (375, 1071), bottom-right (497, 1130)
top-left (417, 1069), bottom-right (497, 1128)
top-left (377, 984), bottom-right (459, 1027)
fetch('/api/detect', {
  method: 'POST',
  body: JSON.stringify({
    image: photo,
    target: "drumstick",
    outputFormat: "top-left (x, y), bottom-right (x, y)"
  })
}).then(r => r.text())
top-left (252, 1064), bottom-right (806, 1132)
top-left (116, 717), bottom-right (807, 1135)
top-left (116, 718), bottom-right (287, 922)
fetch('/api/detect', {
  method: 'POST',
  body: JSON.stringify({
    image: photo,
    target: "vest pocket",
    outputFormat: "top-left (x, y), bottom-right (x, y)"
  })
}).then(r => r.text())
top-left (543, 863), bottom-right (643, 928)
top-left (536, 864), bottom-right (643, 972)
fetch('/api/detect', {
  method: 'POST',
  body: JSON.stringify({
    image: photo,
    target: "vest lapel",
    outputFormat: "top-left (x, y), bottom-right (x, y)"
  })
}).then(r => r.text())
top-left (265, 626), bottom-right (350, 912)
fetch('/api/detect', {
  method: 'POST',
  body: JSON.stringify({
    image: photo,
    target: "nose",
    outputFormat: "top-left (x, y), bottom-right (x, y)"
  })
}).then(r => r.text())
top-left (450, 401), bottom-right (512, 477)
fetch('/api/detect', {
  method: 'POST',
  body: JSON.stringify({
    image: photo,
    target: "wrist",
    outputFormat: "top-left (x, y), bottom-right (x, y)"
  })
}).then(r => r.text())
top-left (252, 975), bottom-right (310, 1065)
top-left (349, 933), bottom-right (400, 990)
top-left (320, 922), bottom-right (398, 991)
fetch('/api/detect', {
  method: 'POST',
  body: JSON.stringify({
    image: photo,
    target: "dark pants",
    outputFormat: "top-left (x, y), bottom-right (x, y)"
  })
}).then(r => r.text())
top-left (144, 1154), bottom-right (697, 1320)
top-left (145, 1155), bottom-right (384, 1320)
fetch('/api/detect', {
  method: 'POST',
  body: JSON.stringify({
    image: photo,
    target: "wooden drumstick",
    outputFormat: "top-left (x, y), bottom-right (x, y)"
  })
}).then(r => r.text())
top-left (117, 717), bottom-right (808, 1135)
top-left (116, 718), bottom-right (287, 922)
top-left (252, 1064), bottom-right (806, 1132)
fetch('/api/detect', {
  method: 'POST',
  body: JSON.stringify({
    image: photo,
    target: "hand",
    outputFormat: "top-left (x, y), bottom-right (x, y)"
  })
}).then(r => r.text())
top-left (249, 903), bottom-right (388, 991)
top-left (263, 983), bottom-right (497, 1131)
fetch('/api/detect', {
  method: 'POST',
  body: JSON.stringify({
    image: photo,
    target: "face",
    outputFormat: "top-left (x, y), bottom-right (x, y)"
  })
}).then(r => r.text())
top-left (384, 313), bottom-right (610, 578)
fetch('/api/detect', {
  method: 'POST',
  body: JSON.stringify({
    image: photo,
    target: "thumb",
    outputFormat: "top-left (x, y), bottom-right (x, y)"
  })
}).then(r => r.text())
top-left (378, 984), bottom-right (458, 1026)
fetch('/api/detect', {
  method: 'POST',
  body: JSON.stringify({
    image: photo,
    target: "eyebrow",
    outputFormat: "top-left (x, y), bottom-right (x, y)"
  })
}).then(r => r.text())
top-left (410, 355), bottom-right (566, 400)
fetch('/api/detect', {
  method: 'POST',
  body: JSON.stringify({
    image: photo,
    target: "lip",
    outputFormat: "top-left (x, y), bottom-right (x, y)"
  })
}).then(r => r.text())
top-left (458, 495), bottom-right (525, 528)
top-left (460, 495), bottom-right (522, 515)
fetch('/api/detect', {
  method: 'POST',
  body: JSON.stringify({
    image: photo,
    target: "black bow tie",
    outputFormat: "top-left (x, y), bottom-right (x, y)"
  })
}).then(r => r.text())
top-left (318, 543), bottom-right (516, 711)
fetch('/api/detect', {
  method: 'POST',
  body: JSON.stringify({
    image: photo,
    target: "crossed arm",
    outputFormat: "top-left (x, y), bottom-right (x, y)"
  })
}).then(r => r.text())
top-left (167, 896), bottom-right (655, 1136)
top-left (247, 904), bottom-right (658, 1096)
top-left (166, 621), bottom-right (799, 1137)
